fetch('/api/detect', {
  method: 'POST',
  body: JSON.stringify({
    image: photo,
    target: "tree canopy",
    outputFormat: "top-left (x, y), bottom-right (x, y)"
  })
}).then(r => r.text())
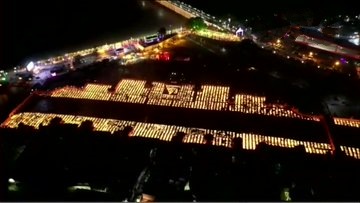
top-left (158, 27), bottom-right (166, 35)
top-left (186, 17), bottom-right (207, 31)
top-left (158, 27), bottom-right (166, 39)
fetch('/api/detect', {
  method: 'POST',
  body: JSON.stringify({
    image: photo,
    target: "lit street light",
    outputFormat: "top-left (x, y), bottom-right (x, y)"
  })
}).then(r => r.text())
top-left (8, 178), bottom-right (15, 183)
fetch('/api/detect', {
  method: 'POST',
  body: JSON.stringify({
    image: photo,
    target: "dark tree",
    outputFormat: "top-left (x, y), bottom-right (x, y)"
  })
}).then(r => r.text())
top-left (73, 55), bottom-right (82, 65)
top-left (49, 117), bottom-right (64, 127)
top-left (204, 134), bottom-right (214, 145)
top-left (158, 27), bottom-right (166, 40)
top-left (122, 125), bottom-right (134, 137)
top-left (185, 17), bottom-right (207, 31)
top-left (171, 131), bottom-right (186, 144)
top-left (79, 120), bottom-right (94, 132)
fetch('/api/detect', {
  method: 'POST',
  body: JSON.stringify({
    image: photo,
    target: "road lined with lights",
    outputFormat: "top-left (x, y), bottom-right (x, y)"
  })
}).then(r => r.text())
top-left (1, 28), bottom-right (186, 88)
top-left (156, 0), bottom-right (229, 32)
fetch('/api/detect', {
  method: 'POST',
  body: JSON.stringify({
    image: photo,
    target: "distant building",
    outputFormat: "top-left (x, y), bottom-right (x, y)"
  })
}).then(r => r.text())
top-left (356, 66), bottom-right (360, 78)
top-left (294, 27), bottom-right (360, 60)
top-left (321, 25), bottom-right (359, 46)
top-left (78, 54), bottom-right (98, 64)
top-left (143, 35), bottom-right (160, 44)
top-left (141, 193), bottom-right (155, 202)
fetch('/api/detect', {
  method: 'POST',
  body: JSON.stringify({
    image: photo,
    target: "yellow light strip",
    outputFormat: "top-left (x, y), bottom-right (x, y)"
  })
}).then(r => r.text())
top-left (49, 79), bottom-right (320, 121)
top-left (231, 94), bottom-right (319, 121)
top-left (340, 146), bottom-right (360, 159)
top-left (2, 112), bottom-right (336, 157)
top-left (334, 117), bottom-right (360, 128)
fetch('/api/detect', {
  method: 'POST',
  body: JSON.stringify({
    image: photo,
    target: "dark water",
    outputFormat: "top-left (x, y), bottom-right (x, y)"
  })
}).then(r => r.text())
top-left (1, 0), bottom-right (187, 68)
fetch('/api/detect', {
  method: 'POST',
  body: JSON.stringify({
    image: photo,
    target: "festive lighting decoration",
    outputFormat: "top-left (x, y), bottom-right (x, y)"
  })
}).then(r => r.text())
top-left (2, 112), bottom-right (337, 156)
top-left (334, 117), bottom-right (360, 128)
top-left (49, 79), bottom-right (320, 121)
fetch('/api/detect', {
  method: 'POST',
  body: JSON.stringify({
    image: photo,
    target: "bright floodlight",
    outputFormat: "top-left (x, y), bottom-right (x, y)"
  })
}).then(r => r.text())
top-left (26, 61), bottom-right (35, 72)
top-left (349, 37), bottom-right (359, 46)
top-left (184, 181), bottom-right (190, 191)
top-left (8, 178), bottom-right (15, 183)
top-left (236, 27), bottom-right (244, 36)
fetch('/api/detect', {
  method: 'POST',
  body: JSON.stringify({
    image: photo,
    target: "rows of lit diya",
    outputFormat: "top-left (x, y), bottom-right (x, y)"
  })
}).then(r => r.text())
top-left (147, 82), bottom-right (176, 106)
top-left (112, 79), bottom-right (149, 103)
top-left (51, 85), bottom-right (112, 101)
top-left (3, 112), bottom-right (352, 158)
top-left (51, 80), bottom-right (228, 110)
top-left (50, 79), bottom-right (320, 120)
top-left (193, 85), bottom-right (229, 110)
top-left (230, 94), bottom-right (320, 121)
top-left (340, 146), bottom-right (360, 159)
top-left (171, 85), bottom-right (195, 108)
top-left (333, 117), bottom-right (360, 128)
top-left (84, 84), bottom-right (112, 92)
